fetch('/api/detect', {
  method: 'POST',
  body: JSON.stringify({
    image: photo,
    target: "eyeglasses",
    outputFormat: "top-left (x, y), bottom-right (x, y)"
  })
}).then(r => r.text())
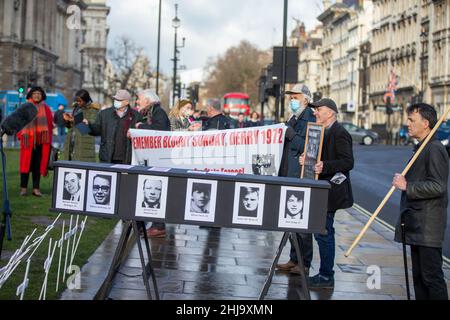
top-left (93, 185), bottom-right (110, 192)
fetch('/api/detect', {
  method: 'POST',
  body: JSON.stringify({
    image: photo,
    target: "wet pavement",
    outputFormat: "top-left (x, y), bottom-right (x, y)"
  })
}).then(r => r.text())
top-left (61, 207), bottom-right (450, 300)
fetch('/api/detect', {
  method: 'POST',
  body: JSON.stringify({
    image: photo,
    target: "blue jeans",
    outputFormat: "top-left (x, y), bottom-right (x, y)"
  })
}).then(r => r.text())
top-left (57, 126), bottom-right (66, 147)
top-left (314, 211), bottom-right (336, 278)
top-left (290, 212), bottom-right (336, 277)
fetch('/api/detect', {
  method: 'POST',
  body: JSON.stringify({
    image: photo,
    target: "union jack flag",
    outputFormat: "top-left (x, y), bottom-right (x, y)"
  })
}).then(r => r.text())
top-left (384, 69), bottom-right (398, 104)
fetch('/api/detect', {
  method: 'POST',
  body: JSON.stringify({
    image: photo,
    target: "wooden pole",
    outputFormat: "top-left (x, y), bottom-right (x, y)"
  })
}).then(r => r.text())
top-left (345, 105), bottom-right (450, 257)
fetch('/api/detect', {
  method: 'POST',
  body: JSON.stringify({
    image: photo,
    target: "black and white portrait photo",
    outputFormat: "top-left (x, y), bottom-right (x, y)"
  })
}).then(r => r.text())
top-left (63, 172), bottom-right (82, 202)
top-left (86, 171), bottom-right (118, 215)
top-left (92, 174), bottom-right (112, 205)
top-left (190, 183), bottom-right (211, 213)
top-left (278, 186), bottom-right (311, 229)
top-left (135, 175), bottom-right (168, 219)
top-left (284, 190), bottom-right (304, 220)
top-left (142, 179), bottom-right (162, 208)
top-left (184, 179), bottom-right (217, 223)
top-left (55, 168), bottom-right (86, 211)
top-left (232, 183), bottom-right (265, 226)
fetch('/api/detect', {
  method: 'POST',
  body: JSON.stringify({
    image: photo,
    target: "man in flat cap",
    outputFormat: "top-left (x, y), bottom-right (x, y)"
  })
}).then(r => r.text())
top-left (87, 89), bottom-right (142, 164)
top-left (299, 98), bottom-right (354, 288)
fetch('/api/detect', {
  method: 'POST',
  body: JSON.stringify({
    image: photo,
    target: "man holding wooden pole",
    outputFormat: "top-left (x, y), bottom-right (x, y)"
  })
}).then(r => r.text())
top-left (391, 103), bottom-right (448, 300)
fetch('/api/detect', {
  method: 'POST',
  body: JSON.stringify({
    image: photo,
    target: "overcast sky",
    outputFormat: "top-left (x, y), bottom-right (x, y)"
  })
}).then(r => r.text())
top-left (106, 0), bottom-right (324, 77)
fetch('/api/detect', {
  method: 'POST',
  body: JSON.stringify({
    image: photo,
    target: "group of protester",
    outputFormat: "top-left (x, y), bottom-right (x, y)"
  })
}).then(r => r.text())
top-left (275, 83), bottom-right (448, 299)
top-left (14, 83), bottom-right (448, 300)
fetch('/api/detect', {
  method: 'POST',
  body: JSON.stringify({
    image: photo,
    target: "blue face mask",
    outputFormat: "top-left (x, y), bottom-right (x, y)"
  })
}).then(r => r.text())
top-left (113, 100), bottom-right (122, 109)
top-left (290, 99), bottom-right (301, 113)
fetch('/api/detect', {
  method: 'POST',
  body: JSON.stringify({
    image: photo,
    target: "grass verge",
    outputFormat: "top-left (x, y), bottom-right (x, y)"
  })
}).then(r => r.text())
top-left (0, 148), bottom-right (118, 300)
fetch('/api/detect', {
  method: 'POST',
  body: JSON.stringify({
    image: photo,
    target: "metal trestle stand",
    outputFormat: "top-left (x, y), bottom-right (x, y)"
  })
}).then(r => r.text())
top-left (94, 220), bottom-right (159, 300)
top-left (259, 232), bottom-right (311, 300)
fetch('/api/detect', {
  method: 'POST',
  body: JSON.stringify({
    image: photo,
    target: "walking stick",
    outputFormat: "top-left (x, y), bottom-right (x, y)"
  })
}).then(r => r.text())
top-left (345, 104), bottom-right (450, 257)
top-left (401, 216), bottom-right (411, 300)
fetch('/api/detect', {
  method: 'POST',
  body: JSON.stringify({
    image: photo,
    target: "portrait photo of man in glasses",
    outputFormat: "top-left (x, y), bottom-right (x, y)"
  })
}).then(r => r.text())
top-left (92, 174), bottom-right (111, 205)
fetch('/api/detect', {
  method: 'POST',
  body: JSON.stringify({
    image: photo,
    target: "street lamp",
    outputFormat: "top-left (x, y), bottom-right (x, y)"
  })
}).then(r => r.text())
top-left (155, 0), bottom-right (162, 95)
top-left (350, 56), bottom-right (356, 112)
top-left (326, 66), bottom-right (331, 97)
top-left (172, 4), bottom-right (185, 104)
top-left (420, 29), bottom-right (428, 103)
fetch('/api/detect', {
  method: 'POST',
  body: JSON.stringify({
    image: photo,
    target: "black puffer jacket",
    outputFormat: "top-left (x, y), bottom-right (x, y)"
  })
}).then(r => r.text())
top-left (89, 107), bottom-right (142, 164)
top-left (395, 138), bottom-right (449, 248)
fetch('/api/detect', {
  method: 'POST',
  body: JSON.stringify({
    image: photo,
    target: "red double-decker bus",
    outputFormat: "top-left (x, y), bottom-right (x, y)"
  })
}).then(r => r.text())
top-left (223, 92), bottom-right (250, 119)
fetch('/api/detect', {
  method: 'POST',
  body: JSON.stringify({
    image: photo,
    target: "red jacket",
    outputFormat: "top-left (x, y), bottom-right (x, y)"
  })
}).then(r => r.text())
top-left (17, 103), bottom-right (54, 175)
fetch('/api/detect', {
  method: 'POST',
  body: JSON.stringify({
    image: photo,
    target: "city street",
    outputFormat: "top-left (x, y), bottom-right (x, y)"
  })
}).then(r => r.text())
top-left (352, 144), bottom-right (450, 260)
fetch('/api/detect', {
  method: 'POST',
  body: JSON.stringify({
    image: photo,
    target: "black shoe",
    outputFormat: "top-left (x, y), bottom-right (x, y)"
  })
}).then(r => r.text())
top-left (308, 274), bottom-right (334, 289)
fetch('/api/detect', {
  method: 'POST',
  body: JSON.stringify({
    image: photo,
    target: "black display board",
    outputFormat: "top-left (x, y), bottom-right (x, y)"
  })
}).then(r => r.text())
top-left (301, 123), bottom-right (325, 180)
top-left (50, 161), bottom-right (330, 234)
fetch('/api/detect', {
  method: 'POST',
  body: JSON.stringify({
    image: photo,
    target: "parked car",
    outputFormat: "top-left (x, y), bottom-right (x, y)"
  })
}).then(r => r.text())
top-left (341, 122), bottom-right (379, 145)
top-left (399, 125), bottom-right (415, 145)
top-left (436, 120), bottom-right (450, 157)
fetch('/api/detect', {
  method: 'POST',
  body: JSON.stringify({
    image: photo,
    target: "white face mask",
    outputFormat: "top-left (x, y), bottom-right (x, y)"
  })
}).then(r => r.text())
top-left (113, 100), bottom-right (123, 109)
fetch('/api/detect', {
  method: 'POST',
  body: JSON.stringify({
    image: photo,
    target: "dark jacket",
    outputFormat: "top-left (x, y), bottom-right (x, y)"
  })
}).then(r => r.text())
top-left (203, 114), bottom-right (232, 131)
top-left (89, 107), bottom-right (142, 164)
top-left (246, 120), bottom-right (262, 128)
top-left (54, 109), bottom-right (66, 127)
top-left (279, 107), bottom-right (316, 178)
top-left (139, 104), bottom-right (170, 131)
top-left (319, 121), bottom-right (354, 212)
top-left (394, 138), bottom-right (448, 248)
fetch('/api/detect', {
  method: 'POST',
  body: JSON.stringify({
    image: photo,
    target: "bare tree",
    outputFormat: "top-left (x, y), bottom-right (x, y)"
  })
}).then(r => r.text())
top-left (106, 36), bottom-right (155, 98)
top-left (204, 40), bottom-right (271, 107)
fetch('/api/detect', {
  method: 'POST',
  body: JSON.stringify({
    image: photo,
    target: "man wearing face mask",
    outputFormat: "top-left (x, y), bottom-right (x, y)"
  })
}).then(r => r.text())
top-left (87, 89), bottom-right (142, 164)
top-left (277, 84), bottom-right (316, 277)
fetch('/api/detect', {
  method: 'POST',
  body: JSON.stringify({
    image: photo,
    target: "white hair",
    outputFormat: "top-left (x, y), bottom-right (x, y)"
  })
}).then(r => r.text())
top-left (138, 89), bottom-right (160, 104)
top-left (304, 94), bottom-right (312, 104)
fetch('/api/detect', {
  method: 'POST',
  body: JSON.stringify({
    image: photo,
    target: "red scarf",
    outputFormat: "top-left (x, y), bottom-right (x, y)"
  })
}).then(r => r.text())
top-left (19, 100), bottom-right (50, 148)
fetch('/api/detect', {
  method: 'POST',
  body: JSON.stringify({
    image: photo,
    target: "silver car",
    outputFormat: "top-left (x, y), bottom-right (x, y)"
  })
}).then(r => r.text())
top-left (341, 122), bottom-right (379, 146)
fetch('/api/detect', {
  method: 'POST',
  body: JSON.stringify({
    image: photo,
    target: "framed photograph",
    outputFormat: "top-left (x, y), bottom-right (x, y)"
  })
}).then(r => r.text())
top-left (301, 123), bottom-right (325, 180)
top-left (252, 154), bottom-right (276, 176)
top-left (184, 179), bottom-right (218, 223)
top-left (135, 175), bottom-right (169, 219)
top-left (232, 183), bottom-right (265, 226)
top-left (86, 171), bottom-right (118, 215)
top-left (55, 168), bottom-right (87, 211)
top-left (278, 186), bottom-right (311, 230)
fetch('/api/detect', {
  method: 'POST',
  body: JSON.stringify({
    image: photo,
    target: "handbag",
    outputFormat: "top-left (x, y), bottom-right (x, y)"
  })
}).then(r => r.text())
top-left (48, 146), bottom-right (60, 171)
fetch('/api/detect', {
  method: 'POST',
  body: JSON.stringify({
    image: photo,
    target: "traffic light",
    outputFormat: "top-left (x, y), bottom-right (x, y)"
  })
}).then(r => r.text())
top-left (173, 83), bottom-right (180, 98)
top-left (385, 96), bottom-right (393, 115)
top-left (17, 80), bottom-right (26, 94)
top-left (192, 84), bottom-right (199, 103)
top-left (186, 86), bottom-right (193, 101)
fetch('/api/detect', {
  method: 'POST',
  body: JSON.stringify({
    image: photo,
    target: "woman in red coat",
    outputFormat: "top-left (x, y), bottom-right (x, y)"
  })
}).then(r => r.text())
top-left (17, 87), bottom-right (53, 197)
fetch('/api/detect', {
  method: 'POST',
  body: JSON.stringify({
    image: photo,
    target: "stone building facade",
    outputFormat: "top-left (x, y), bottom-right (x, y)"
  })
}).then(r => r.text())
top-left (317, 0), bottom-right (373, 125)
top-left (428, 0), bottom-right (450, 118)
top-left (370, 0), bottom-right (450, 133)
top-left (0, 0), bottom-right (110, 106)
top-left (297, 25), bottom-right (323, 97)
top-left (81, 0), bottom-right (109, 105)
